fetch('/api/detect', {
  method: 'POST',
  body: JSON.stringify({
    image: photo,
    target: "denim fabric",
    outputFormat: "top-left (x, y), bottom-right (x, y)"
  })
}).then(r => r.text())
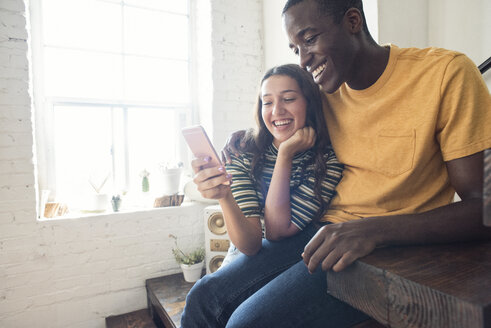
top-left (181, 224), bottom-right (368, 328)
top-left (220, 243), bottom-right (241, 269)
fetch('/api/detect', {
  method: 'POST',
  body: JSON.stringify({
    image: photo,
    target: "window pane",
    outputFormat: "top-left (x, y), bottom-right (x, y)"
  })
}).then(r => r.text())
top-left (110, 107), bottom-right (128, 192)
top-left (124, 6), bottom-right (188, 58)
top-left (37, 0), bottom-right (193, 207)
top-left (44, 48), bottom-right (123, 99)
top-left (53, 106), bottom-right (113, 208)
top-left (43, 0), bottom-right (122, 52)
top-left (124, 0), bottom-right (188, 14)
top-left (124, 56), bottom-right (189, 104)
top-left (127, 108), bottom-right (179, 193)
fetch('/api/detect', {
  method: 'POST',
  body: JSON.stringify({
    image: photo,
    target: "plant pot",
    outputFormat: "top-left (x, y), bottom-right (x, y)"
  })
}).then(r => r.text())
top-left (83, 193), bottom-right (109, 213)
top-left (161, 168), bottom-right (182, 195)
top-left (111, 196), bottom-right (122, 212)
top-left (180, 261), bottom-right (204, 283)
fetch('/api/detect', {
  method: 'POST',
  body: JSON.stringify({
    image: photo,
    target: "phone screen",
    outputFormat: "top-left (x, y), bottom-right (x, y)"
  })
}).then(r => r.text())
top-left (182, 125), bottom-right (222, 167)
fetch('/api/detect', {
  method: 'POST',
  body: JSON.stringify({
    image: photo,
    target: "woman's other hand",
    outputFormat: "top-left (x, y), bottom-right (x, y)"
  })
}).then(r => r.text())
top-left (191, 157), bottom-right (232, 199)
top-left (279, 127), bottom-right (315, 158)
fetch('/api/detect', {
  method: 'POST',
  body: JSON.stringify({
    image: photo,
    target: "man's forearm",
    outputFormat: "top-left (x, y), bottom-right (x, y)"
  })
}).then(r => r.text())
top-left (371, 198), bottom-right (491, 246)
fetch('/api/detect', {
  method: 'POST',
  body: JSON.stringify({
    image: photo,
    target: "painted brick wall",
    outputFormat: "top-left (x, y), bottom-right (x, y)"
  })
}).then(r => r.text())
top-left (0, 0), bottom-right (264, 327)
top-left (208, 0), bottom-right (264, 149)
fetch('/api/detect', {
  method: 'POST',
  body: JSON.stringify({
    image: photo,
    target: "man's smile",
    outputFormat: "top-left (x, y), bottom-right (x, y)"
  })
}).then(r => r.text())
top-left (311, 61), bottom-right (328, 79)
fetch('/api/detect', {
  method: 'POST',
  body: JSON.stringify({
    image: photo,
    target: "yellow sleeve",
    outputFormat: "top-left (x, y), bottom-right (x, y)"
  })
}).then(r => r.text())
top-left (436, 54), bottom-right (491, 161)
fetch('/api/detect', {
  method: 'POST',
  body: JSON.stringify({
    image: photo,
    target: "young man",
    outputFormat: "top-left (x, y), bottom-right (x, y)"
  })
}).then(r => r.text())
top-left (282, 0), bottom-right (491, 275)
top-left (182, 1), bottom-right (491, 327)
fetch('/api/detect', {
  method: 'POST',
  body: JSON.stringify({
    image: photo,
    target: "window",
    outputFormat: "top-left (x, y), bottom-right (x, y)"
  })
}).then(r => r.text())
top-left (31, 0), bottom-right (196, 211)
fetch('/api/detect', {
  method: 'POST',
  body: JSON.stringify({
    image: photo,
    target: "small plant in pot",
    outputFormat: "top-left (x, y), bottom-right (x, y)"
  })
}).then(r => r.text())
top-left (85, 172), bottom-right (110, 213)
top-left (169, 234), bottom-right (205, 283)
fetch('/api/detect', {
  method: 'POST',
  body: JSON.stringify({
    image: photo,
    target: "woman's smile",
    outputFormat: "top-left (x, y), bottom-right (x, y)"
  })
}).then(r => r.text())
top-left (261, 75), bottom-right (307, 147)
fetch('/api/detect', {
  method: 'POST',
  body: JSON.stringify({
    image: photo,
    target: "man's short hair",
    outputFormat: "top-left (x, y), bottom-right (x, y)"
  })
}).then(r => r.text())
top-left (282, 0), bottom-right (369, 34)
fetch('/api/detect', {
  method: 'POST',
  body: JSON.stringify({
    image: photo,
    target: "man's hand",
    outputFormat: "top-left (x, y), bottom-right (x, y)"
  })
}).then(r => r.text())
top-left (221, 130), bottom-right (246, 164)
top-left (302, 219), bottom-right (379, 273)
top-left (279, 127), bottom-right (315, 158)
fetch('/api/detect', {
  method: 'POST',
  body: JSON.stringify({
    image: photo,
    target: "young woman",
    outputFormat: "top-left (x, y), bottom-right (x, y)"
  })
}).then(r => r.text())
top-left (181, 64), bottom-right (350, 327)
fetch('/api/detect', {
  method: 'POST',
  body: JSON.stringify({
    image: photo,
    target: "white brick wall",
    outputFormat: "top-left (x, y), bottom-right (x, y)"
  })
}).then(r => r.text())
top-left (0, 0), bottom-right (264, 327)
top-left (207, 0), bottom-right (264, 148)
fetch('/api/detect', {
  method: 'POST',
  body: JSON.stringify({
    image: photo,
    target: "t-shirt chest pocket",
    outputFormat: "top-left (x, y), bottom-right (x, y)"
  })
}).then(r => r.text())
top-left (374, 129), bottom-right (416, 176)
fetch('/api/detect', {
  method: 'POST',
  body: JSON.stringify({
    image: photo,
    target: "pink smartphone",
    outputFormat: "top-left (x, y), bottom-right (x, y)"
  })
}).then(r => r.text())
top-left (182, 125), bottom-right (223, 168)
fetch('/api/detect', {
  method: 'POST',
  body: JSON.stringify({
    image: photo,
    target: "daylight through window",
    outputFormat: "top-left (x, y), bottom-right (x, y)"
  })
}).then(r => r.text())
top-left (32, 0), bottom-right (194, 212)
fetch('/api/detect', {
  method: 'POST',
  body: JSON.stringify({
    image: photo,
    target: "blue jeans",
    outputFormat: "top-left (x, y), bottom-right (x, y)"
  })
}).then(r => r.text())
top-left (181, 224), bottom-right (368, 327)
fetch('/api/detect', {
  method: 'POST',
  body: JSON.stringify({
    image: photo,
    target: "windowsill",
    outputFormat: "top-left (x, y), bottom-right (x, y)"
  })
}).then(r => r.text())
top-left (37, 200), bottom-right (216, 222)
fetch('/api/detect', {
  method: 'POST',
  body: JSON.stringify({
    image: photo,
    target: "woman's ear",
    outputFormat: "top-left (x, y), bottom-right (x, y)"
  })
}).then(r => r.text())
top-left (344, 8), bottom-right (363, 33)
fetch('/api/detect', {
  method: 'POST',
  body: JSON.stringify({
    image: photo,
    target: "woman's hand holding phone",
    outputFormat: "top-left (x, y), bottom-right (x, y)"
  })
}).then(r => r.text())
top-left (191, 157), bottom-right (232, 200)
top-left (182, 125), bottom-right (232, 200)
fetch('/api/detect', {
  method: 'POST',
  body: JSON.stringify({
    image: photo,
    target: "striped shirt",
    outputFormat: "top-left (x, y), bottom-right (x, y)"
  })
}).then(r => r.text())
top-left (226, 144), bottom-right (343, 230)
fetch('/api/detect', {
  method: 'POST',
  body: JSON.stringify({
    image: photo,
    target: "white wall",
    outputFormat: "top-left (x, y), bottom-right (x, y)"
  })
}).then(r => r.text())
top-left (262, 0), bottom-right (297, 69)
top-left (377, 0), bottom-right (428, 48)
top-left (204, 0), bottom-right (264, 148)
top-left (0, 0), bottom-right (264, 327)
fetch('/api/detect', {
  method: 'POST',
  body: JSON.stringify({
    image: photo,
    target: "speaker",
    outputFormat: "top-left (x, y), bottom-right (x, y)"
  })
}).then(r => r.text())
top-left (204, 205), bottom-right (230, 274)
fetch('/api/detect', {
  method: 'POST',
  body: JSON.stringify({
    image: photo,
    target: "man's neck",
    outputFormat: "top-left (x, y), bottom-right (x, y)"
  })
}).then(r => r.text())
top-left (347, 41), bottom-right (390, 91)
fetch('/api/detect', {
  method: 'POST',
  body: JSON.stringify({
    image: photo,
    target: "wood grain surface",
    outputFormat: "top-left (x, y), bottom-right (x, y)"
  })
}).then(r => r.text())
top-left (146, 273), bottom-right (199, 328)
top-left (327, 241), bottom-right (491, 328)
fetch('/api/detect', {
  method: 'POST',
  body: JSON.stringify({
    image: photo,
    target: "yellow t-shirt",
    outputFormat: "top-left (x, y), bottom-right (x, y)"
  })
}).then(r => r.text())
top-left (322, 44), bottom-right (491, 223)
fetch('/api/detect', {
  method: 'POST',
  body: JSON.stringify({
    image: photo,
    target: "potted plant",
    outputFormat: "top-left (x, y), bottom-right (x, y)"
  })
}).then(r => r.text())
top-left (85, 172), bottom-right (110, 212)
top-left (159, 162), bottom-right (184, 195)
top-left (169, 234), bottom-right (205, 283)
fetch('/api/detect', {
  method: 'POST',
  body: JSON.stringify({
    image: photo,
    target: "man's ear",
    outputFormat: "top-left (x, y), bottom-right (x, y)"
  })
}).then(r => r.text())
top-left (344, 8), bottom-right (363, 33)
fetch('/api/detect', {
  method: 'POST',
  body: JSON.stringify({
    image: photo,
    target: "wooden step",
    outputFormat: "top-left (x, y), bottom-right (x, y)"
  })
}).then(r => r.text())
top-left (105, 309), bottom-right (158, 328)
top-left (146, 273), bottom-right (198, 328)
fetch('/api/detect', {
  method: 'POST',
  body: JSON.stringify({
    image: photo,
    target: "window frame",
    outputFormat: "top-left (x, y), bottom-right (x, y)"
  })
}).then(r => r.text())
top-left (30, 0), bottom-right (198, 202)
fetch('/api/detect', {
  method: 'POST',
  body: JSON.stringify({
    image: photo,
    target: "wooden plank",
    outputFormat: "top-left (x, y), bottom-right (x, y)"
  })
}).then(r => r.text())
top-left (327, 241), bottom-right (491, 328)
top-left (327, 261), bottom-right (388, 325)
top-left (484, 148), bottom-right (491, 227)
top-left (146, 273), bottom-right (197, 328)
top-left (105, 309), bottom-right (158, 328)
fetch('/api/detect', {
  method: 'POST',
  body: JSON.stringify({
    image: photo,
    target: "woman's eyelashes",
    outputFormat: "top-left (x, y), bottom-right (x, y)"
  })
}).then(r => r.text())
top-left (262, 97), bottom-right (297, 108)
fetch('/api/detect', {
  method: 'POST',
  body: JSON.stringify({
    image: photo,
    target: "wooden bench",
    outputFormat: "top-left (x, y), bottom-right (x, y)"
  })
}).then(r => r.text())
top-left (326, 240), bottom-right (491, 328)
top-left (144, 241), bottom-right (490, 327)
